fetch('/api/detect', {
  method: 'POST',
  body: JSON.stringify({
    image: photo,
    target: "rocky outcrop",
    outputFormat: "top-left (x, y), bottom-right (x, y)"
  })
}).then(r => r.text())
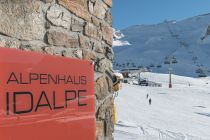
top-left (205, 25), bottom-right (210, 36)
top-left (0, 0), bottom-right (114, 139)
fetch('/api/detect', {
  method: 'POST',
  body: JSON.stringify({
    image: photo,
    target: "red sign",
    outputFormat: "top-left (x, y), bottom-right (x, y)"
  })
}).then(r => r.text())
top-left (0, 48), bottom-right (95, 140)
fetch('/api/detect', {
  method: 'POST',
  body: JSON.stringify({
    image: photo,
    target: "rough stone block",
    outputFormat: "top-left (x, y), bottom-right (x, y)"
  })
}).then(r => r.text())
top-left (103, 0), bottom-right (112, 7)
top-left (79, 34), bottom-right (92, 49)
top-left (105, 10), bottom-right (112, 25)
top-left (92, 1), bottom-right (106, 19)
top-left (46, 4), bottom-right (71, 29)
top-left (83, 49), bottom-right (96, 60)
top-left (101, 23), bottom-right (113, 45)
top-left (85, 22), bottom-right (102, 40)
top-left (88, 1), bottom-right (94, 14)
top-left (92, 40), bottom-right (104, 53)
top-left (71, 16), bottom-right (85, 32)
top-left (47, 30), bottom-right (79, 48)
top-left (96, 121), bottom-right (105, 138)
top-left (62, 48), bottom-right (76, 57)
top-left (0, 35), bottom-right (20, 49)
top-left (92, 16), bottom-right (101, 27)
top-left (95, 58), bottom-right (112, 73)
top-left (104, 44), bottom-right (114, 60)
top-left (95, 75), bottom-right (109, 100)
top-left (44, 47), bottom-right (54, 55)
top-left (0, 1), bottom-right (45, 40)
top-left (41, 0), bottom-right (53, 3)
top-left (58, 0), bottom-right (91, 22)
top-left (20, 41), bottom-right (48, 53)
top-left (73, 49), bottom-right (83, 59)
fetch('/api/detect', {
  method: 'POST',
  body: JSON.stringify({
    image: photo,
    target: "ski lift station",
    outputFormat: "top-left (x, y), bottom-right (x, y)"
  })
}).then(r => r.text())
top-left (120, 68), bottom-right (149, 78)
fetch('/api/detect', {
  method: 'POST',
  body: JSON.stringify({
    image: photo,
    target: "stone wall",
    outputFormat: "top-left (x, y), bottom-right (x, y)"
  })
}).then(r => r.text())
top-left (0, 0), bottom-right (114, 139)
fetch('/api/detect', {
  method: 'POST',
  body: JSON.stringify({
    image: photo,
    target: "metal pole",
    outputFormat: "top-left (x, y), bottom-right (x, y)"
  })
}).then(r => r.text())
top-left (169, 59), bottom-right (172, 88)
top-left (138, 70), bottom-right (141, 85)
top-left (169, 70), bottom-right (172, 88)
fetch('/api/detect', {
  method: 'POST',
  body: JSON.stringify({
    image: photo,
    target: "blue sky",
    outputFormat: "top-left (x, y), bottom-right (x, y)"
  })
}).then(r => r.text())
top-left (112, 0), bottom-right (210, 29)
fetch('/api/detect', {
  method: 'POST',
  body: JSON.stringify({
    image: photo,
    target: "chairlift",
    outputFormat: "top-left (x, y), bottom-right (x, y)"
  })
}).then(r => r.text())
top-left (164, 60), bottom-right (170, 64)
top-left (198, 72), bottom-right (207, 77)
top-left (172, 34), bottom-right (179, 38)
top-left (149, 64), bottom-right (155, 67)
top-left (172, 59), bottom-right (178, 64)
top-left (196, 68), bottom-right (203, 74)
top-left (164, 57), bottom-right (177, 64)
top-left (157, 64), bottom-right (162, 68)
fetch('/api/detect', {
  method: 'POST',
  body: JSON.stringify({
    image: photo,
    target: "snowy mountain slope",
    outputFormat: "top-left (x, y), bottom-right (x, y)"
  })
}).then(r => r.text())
top-left (114, 73), bottom-right (210, 140)
top-left (113, 14), bottom-right (210, 77)
top-left (113, 28), bottom-right (131, 47)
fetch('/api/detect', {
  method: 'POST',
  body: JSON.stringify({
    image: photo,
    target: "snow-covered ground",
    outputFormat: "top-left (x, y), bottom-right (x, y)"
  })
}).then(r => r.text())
top-left (114, 72), bottom-right (210, 140)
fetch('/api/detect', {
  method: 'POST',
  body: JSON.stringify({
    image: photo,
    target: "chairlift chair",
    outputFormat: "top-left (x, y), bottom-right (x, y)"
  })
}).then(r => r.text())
top-left (198, 73), bottom-right (207, 77)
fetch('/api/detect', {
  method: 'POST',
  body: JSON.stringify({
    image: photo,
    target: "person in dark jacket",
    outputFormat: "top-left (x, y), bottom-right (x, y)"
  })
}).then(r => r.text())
top-left (149, 98), bottom-right (152, 105)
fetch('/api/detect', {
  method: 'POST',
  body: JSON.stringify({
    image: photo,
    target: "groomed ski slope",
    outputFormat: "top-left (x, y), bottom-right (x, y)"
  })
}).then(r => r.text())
top-left (114, 73), bottom-right (210, 140)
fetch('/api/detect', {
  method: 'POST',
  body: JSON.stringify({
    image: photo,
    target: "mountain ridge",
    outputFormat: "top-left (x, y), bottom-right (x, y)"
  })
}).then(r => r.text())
top-left (113, 13), bottom-right (210, 77)
top-left (120, 13), bottom-right (210, 31)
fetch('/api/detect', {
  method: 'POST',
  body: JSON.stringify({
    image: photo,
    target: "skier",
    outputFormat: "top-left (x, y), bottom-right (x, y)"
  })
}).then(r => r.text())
top-left (146, 94), bottom-right (149, 99)
top-left (149, 98), bottom-right (152, 105)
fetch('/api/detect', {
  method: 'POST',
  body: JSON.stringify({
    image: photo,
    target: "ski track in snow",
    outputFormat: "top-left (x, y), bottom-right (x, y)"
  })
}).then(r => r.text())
top-left (115, 121), bottom-right (205, 140)
top-left (114, 73), bottom-right (210, 140)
